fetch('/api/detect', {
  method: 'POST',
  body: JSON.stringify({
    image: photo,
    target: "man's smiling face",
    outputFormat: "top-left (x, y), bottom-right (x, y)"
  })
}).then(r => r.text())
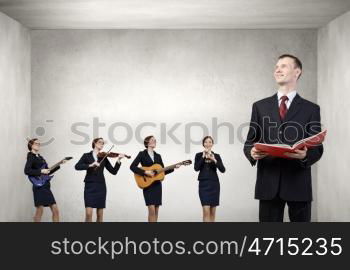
top-left (274, 57), bottom-right (301, 86)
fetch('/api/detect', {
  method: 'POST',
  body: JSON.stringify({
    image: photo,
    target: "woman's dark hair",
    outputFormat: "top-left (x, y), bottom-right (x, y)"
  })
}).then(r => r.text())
top-left (202, 136), bottom-right (214, 146)
top-left (92, 137), bottom-right (104, 149)
top-left (144, 135), bottom-right (155, 148)
top-left (27, 138), bottom-right (38, 151)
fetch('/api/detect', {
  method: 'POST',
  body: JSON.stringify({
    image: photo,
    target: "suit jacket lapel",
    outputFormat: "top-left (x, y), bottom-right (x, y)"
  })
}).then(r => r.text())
top-left (283, 94), bottom-right (303, 122)
top-left (268, 94), bottom-right (282, 127)
top-left (144, 149), bottom-right (155, 165)
top-left (154, 152), bottom-right (163, 165)
top-left (88, 151), bottom-right (97, 163)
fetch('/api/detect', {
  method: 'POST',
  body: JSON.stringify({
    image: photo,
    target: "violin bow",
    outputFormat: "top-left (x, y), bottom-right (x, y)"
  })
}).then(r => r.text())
top-left (94, 145), bottom-right (114, 171)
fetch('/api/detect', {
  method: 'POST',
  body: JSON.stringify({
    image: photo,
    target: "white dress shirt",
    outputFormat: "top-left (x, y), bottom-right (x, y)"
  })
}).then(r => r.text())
top-left (277, 90), bottom-right (297, 109)
top-left (92, 151), bottom-right (98, 161)
top-left (148, 150), bottom-right (154, 162)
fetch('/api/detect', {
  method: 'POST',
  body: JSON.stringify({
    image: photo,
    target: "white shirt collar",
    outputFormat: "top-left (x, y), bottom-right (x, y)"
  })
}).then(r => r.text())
top-left (277, 90), bottom-right (297, 103)
top-left (92, 151), bottom-right (98, 161)
top-left (147, 150), bottom-right (154, 161)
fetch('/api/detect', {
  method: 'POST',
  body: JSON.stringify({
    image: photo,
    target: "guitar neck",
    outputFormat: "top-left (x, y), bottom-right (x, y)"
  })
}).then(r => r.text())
top-left (49, 160), bottom-right (64, 171)
top-left (158, 162), bottom-right (182, 173)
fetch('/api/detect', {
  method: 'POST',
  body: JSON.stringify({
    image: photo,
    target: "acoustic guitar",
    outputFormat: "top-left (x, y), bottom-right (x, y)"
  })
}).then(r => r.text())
top-left (134, 160), bottom-right (192, 189)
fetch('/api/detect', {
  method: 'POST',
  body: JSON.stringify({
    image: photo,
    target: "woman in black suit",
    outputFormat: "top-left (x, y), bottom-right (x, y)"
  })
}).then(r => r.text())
top-left (194, 136), bottom-right (226, 222)
top-left (130, 135), bottom-right (180, 222)
top-left (24, 138), bottom-right (64, 222)
top-left (75, 138), bottom-right (125, 222)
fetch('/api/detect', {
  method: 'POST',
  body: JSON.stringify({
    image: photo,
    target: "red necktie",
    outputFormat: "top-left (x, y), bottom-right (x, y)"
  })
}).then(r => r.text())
top-left (279, 95), bottom-right (289, 120)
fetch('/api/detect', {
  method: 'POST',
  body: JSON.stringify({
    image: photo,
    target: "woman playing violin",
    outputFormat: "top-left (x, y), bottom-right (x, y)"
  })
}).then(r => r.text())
top-left (75, 138), bottom-right (127, 222)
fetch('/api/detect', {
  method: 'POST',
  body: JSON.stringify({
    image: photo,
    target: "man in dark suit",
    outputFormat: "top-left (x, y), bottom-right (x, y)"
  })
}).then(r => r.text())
top-left (243, 54), bottom-right (323, 222)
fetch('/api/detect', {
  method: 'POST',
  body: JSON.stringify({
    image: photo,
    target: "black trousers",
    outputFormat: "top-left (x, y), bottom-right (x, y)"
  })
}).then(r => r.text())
top-left (259, 196), bottom-right (311, 222)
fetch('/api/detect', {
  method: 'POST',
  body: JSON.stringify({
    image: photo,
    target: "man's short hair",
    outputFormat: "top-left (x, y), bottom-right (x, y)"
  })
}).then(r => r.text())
top-left (278, 54), bottom-right (302, 79)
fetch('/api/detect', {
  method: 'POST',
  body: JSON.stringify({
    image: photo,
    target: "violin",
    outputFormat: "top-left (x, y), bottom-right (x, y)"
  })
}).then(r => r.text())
top-left (97, 152), bottom-right (131, 159)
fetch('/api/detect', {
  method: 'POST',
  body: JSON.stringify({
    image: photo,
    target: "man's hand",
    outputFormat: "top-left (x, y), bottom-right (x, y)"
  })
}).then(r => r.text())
top-left (251, 147), bottom-right (268, 160)
top-left (284, 146), bottom-right (308, 160)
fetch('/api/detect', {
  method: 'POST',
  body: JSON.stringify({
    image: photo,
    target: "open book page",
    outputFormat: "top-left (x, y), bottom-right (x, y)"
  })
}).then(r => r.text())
top-left (254, 130), bottom-right (327, 158)
top-left (292, 130), bottom-right (327, 150)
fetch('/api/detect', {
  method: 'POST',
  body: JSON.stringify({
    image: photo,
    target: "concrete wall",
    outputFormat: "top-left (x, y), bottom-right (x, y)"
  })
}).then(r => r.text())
top-left (317, 11), bottom-right (350, 221)
top-left (31, 29), bottom-right (317, 221)
top-left (0, 12), bottom-right (31, 221)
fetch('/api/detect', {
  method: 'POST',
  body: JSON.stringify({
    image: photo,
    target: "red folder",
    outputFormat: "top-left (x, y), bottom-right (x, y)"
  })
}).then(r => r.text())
top-left (254, 130), bottom-right (327, 158)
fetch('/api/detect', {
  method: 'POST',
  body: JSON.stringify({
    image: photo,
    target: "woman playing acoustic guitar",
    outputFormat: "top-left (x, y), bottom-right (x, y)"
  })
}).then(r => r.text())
top-left (130, 135), bottom-right (181, 222)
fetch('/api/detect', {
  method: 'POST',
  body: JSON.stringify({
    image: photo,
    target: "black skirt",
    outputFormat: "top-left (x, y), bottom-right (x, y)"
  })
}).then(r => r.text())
top-left (32, 182), bottom-right (56, 207)
top-left (143, 181), bottom-right (162, 206)
top-left (198, 180), bottom-right (220, 206)
top-left (84, 181), bottom-right (107, 209)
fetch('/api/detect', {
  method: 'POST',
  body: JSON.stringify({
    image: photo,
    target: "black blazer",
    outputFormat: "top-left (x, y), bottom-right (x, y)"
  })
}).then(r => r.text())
top-left (75, 151), bottom-right (121, 183)
top-left (194, 152), bottom-right (225, 181)
top-left (24, 152), bottom-right (60, 177)
top-left (130, 149), bottom-right (174, 176)
top-left (243, 93), bottom-right (323, 202)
